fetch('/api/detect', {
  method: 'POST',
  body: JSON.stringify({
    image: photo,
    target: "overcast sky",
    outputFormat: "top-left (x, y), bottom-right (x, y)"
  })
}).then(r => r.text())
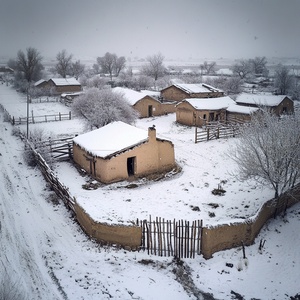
top-left (1, 0), bottom-right (300, 61)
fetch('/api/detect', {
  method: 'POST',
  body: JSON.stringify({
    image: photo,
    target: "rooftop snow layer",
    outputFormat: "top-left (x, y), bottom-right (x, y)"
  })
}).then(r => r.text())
top-left (50, 77), bottom-right (81, 86)
top-left (112, 87), bottom-right (160, 105)
top-left (227, 104), bottom-right (259, 114)
top-left (182, 96), bottom-right (235, 110)
top-left (73, 121), bottom-right (148, 158)
top-left (173, 83), bottom-right (222, 94)
top-left (236, 93), bottom-right (289, 106)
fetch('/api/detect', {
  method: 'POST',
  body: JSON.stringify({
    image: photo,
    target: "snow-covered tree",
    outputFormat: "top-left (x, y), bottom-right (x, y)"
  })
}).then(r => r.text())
top-left (72, 88), bottom-right (139, 128)
top-left (230, 110), bottom-right (300, 199)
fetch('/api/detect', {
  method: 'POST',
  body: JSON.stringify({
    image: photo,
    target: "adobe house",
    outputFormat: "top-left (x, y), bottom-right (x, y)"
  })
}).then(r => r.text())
top-left (161, 83), bottom-right (224, 102)
top-left (235, 93), bottom-right (294, 115)
top-left (34, 79), bottom-right (48, 89)
top-left (73, 121), bottom-right (176, 184)
top-left (176, 96), bottom-right (235, 127)
top-left (46, 77), bottom-right (82, 95)
top-left (112, 87), bottom-right (176, 118)
top-left (226, 104), bottom-right (260, 123)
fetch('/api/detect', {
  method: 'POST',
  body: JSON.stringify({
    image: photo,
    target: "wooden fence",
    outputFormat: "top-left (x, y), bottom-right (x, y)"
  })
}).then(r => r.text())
top-left (195, 122), bottom-right (241, 143)
top-left (139, 217), bottom-right (203, 258)
top-left (24, 138), bottom-right (75, 212)
top-left (11, 111), bottom-right (72, 125)
top-left (31, 136), bottom-right (74, 161)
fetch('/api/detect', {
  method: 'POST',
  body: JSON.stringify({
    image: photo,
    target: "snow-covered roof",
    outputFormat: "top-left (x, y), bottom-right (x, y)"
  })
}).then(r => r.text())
top-left (50, 77), bottom-right (81, 86)
top-left (73, 121), bottom-right (149, 158)
top-left (236, 93), bottom-right (290, 106)
top-left (112, 87), bottom-right (159, 105)
top-left (180, 96), bottom-right (235, 110)
top-left (226, 104), bottom-right (259, 115)
top-left (34, 79), bottom-right (47, 86)
top-left (171, 83), bottom-right (222, 94)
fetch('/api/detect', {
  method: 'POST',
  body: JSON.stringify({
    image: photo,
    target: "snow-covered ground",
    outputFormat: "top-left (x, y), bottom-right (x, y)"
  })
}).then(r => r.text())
top-left (0, 84), bottom-right (299, 299)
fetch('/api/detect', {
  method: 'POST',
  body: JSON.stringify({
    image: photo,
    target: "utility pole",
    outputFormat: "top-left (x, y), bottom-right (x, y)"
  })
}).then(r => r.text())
top-left (26, 87), bottom-right (29, 139)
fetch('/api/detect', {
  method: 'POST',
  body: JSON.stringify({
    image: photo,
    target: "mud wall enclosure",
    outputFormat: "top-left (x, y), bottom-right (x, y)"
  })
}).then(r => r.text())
top-left (201, 186), bottom-right (300, 259)
top-left (74, 203), bottom-right (142, 249)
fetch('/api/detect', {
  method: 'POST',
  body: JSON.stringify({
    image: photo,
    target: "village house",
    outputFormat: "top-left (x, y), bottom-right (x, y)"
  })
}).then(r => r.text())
top-left (46, 77), bottom-right (82, 95)
top-left (176, 96), bottom-right (235, 127)
top-left (34, 77), bottom-right (82, 95)
top-left (112, 87), bottom-right (175, 118)
top-left (235, 93), bottom-right (294, 115)
top-left (34, 79), bottom-right (48, 89)
top-left (226, 104), bottom-right (260, 123)
top-left (161, 83), bottom-right (224, 102)
top-left (73, 121), bottom-right (176, 184)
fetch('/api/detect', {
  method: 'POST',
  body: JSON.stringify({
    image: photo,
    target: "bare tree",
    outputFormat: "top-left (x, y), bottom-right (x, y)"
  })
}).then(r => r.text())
top-left (97, 52), bottom-right (116, 81)
top-left (232, 59), bottom-right (252, 79)
top-left (229, 110), bottom-right (300, 199)
top-left (142, 53), bottom-right (166, 81)
top-left (16, 47), bottom-right (43, 82)
top-left (114, 56), bottom-right (126, 76)
top-left (71, 60), bottom-right (85, 79)
top-left (72, 88), bottom-right (139, 128)
top-left (200, 61), bottom-right (216, 75)
top-left (250, 56), bottom-right (268, 76)
top-left (55, 49), bottom-right (73, 78)
top-left (274, 64), bottom-right (295, 95)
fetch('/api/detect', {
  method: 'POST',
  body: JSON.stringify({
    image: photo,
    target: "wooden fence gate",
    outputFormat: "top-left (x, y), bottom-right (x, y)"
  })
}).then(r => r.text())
top-left (139, 217), bottom-right (203, 258)
top-left (195, 122), bottom-right (241, 143)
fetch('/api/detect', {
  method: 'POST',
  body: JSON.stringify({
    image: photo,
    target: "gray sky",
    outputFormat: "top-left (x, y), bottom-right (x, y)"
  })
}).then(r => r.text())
top-left (1, 0), bottom-right (300, 61)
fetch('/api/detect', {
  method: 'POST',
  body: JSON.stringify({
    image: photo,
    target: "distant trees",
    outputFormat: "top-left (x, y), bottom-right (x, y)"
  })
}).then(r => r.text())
top-left (16, 47), bottom-right (44, 83)
top-left (232, 59), bottom-right (252, 79)
top-left (229, 110), bottom-right (300, 199)
top-left (71, 60), bottom-right (85, 79)
top-left (142, 53), bottom-right (166, 81)
top-left (232, 56), bottom-right (269, 79)
top-left (96, 52), bottom-right (126, 81)
top-left (200, 61), bottom-right (216, 75)
top-left (273, 64), bottom-right (295, 95)
top-left (55, 50), bottom-right (73, 78)
top-left (250, 56), bottom-right (268, 76)
top-left (72, 88), bottom-right (138, 128)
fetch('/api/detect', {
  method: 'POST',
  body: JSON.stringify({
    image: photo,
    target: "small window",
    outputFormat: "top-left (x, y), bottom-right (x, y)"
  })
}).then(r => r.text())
top-left (203, 114), bottom-right (206, 120)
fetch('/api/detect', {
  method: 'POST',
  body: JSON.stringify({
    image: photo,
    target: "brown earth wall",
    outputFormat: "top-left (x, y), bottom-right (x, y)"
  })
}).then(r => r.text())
top-left (74, 202), bottom-right (142, 249)
top-left (201, 185), bottom-right (300, 259)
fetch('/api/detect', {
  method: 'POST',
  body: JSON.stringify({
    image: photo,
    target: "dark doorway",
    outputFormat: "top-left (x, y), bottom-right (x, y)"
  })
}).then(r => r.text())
top-left (127, 157), bottom-right (135, 176)
top-left (148, 105), bottom-right (153, 117)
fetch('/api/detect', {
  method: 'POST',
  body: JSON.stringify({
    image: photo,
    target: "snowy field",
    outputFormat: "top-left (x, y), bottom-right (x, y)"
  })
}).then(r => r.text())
top-left (0, 83), bottom-right (299, 299)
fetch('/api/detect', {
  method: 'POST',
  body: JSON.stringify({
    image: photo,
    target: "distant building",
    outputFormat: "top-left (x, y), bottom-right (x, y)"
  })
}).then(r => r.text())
top-left (235, 93), bottom-right (294, 115)
top-left (112, 87), bottom-right (175, 118)
top-left (176, 96), bottom-right (235, 127)
top-left (161, 83), bottom-right (224, 102)
top-left (47, 78), bottom-right (82, 95)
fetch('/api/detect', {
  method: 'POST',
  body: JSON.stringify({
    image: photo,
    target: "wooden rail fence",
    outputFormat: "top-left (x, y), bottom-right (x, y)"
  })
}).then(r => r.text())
top-left (139, 217), bottom-right (203, 258)
top-left (31, 136), bottom-right (74, 161)
top-left (24, 138), bottom-right (75, 212)
top-left (195, 122), bottom-right (241, 143)
top-left (11, 111), bottom-right (72, 125)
